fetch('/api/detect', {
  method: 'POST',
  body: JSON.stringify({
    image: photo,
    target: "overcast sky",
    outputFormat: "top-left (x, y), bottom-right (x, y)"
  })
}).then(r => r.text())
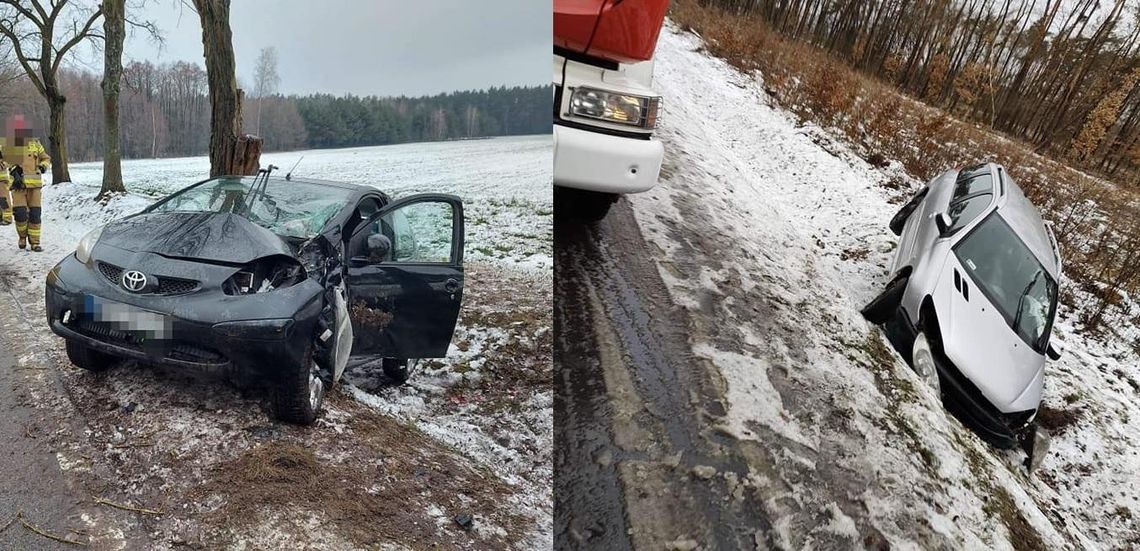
top-left (74, 0), bottom-right (549, 97)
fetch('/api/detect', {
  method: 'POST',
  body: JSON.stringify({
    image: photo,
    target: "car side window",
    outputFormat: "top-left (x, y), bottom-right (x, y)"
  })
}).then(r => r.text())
top-left (947, 193), bottom-right (991, 233)
top-left (952, 174), bottom-right (993, 202)
top-left (370, 200), bottom-right (455, 263)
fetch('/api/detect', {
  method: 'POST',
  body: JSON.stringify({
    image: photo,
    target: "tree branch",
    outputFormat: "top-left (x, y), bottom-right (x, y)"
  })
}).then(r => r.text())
top-left (0, 16), bottom-right (46, 96)
top-left (124, 16), bottom-right (163, 46)
top-left (50, 4), bottom-right (103, 74)
top-left (0, 0), bottom-right (45, 25)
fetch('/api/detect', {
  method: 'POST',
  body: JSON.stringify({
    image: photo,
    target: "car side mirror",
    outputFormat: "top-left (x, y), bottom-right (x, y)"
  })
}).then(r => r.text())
top-left (935, 212), bottom-right (953, 236)
top-left (1046, 341), bottom-right (1063, 361)
top-left (367, 233), bottom-right (391, 259)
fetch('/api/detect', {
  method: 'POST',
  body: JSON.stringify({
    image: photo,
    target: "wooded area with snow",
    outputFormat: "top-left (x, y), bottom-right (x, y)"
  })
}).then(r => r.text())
top-left (0, 66), bottom-right (548, 161)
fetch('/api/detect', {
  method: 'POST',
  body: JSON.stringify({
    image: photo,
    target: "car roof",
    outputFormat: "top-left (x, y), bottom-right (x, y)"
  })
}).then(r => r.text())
top-left (260, 175), bottom-right (370, 193)
top-left (220, 174), bottom-right (390, 202)
top-left (988, 164), bottom-right (1061, 279)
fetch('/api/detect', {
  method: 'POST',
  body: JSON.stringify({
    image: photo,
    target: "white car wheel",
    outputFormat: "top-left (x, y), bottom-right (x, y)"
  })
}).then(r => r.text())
top-left (912, 332), bottom-right (942, 396)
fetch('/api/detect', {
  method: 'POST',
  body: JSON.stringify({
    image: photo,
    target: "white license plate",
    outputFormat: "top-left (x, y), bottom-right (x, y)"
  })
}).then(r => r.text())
top-left (83, 295), bottom-right (172, 340)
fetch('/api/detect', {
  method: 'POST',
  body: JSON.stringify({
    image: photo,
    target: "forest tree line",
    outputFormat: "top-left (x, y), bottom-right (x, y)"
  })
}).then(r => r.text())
top-left (0, 61), bottom-right (549, 162)
top-left (700, 0), bottom-right (1140, 182)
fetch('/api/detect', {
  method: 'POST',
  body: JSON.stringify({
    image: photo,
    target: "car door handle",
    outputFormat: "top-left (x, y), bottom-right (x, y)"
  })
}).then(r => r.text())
top-left (444, 278), bottom-right (460, 293)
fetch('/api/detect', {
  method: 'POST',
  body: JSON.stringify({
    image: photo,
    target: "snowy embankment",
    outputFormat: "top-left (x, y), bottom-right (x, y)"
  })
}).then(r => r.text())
top-left (628, 23), bottom-right (1140, 548)
top-left (0, 135), bottom-right (552, 547)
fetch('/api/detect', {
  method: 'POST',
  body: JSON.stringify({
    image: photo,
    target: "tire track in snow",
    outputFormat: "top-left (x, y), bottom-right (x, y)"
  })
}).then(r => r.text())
top-left (555, 202), bottom-right (775, 549)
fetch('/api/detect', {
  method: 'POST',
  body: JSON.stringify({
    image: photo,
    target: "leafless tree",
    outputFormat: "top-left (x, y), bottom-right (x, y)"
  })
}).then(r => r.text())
top-left (0, 0), bottom-right (104, 184)
top-left (98, 0), bottom-right (159, 198)
top-left (252, 46), bottom-right (279, 136)
top-left (191, 0), bottom-right (257, 176)
top-left (99, 0), bottom-right (125, 199)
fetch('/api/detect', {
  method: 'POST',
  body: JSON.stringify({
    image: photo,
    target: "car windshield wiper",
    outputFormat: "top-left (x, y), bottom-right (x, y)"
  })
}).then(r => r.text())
top-left (240, 165), bottom-right (279, 216)
top-left (1013, 269), bottom-right (1042, 331)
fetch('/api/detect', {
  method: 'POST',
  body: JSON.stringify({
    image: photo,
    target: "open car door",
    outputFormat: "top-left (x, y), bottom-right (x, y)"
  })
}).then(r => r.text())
top-left (344, 194), bottom-right (464, 359)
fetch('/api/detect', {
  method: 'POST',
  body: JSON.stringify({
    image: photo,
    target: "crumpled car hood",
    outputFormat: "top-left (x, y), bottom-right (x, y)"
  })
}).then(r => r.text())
top-left (99, 212), bottom-right (295, 264)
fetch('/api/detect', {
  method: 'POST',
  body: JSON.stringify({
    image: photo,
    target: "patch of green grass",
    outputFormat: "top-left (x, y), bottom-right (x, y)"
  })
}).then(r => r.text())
top-left (984, 485), bottom-right (1048, 551)
top-left (1063, 392), bottom-right (1082, 404)
top-left (954, 433), bottom-right (1048, 551)
top-left (132, 185), bottom-right (168, 197)
top-left (859, 331), bottom-right (919, 405)
top-left (857, 331), bottom-right (938, 474)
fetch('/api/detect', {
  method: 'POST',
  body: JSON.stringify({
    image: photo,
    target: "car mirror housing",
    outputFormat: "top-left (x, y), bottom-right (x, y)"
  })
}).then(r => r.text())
top-left (367, 233), bottom-right (392, 259)
top-left (935, 212), bottom-right (953, 236)
top-left (1046, 341), bottom-right (1063, 360)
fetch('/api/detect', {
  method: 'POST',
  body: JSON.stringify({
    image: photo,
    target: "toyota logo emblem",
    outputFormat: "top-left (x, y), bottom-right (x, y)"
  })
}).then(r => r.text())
top-left (121, 270), bottom-right (147, 292)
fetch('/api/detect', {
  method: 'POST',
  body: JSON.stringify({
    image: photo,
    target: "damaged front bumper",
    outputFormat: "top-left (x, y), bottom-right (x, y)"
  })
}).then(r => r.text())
top-left (45, 253), bottom-right (323, 376)
top-left (928, 335), bottom-right (1050, 470)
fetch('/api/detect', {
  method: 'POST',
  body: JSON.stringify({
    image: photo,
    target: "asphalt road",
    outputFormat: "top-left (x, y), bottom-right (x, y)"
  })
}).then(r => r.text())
top-left (0, 325), bottom-right (88, 550)
top-left (554, 199), bottom-right (772, 550)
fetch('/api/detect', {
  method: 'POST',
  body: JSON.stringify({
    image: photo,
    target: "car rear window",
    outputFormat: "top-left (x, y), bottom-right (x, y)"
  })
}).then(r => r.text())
top-left (952, 173), bottom-right (993, 202)
top-left (947, 192), bottom-right (991, 233)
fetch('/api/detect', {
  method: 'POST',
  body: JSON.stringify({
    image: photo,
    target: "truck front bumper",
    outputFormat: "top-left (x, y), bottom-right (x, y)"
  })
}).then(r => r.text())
top-left (553, 122), bottom-right (664, 194)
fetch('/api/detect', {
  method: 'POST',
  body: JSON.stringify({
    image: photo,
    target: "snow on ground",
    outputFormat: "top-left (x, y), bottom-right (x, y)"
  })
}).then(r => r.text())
top-left (59, 134), bottom-right (552, 270)
top-left (0, 135), bottom-right (552, 547)
top-left (625, 22), bottom-right (1140, 548)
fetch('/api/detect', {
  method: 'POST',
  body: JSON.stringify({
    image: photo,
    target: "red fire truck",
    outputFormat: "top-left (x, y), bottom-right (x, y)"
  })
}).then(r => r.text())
top-left (553, 0), bottom-right (669, 220)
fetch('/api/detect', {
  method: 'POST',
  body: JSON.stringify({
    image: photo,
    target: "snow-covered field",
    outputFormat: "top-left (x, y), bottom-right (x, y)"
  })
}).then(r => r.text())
top-left (626, 23), bottom-right (1140, 548)
top-left (59, 134), bottom-right (552, 271)
top-left (0, 135), bottom-right (553, 548)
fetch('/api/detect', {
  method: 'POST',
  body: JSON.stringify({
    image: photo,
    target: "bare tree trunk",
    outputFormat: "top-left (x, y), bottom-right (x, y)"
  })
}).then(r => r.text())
top-left (150, 103), bottom-right (157, 158)
top-left (193, 0), bottom-right (249, 177)
top-left (99, 0), bottom-right (126, 199)
top-left (47, 92), bottom-right (70, 183)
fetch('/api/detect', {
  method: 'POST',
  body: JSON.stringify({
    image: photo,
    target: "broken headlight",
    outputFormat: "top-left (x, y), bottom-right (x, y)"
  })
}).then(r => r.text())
top-left (222, 256), bottom-right (306, 295)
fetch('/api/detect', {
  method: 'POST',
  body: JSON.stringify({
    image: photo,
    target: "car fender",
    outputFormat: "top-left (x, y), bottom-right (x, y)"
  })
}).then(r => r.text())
top-left (899, 234), bottom-right (953, 326)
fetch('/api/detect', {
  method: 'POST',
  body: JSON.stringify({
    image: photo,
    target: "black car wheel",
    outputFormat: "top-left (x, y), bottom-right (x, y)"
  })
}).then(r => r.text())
top-left (65, 340), bottom-right (117, 372)
top-left (861, 275), bottom-right (908, 325)
top-left (382, 358), bottom-right (416, 384)
top-left (273, 345), bottom-right (326, 425)
top-left (889, 187), bottom-right (928, 236)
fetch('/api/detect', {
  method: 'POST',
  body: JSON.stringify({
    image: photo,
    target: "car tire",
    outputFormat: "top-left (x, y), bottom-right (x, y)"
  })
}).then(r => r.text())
top-left (65, 340), bottom-right (117, 372)
top-left (557, 187), bottom-right (616, 222)
top-left (272, 345), bottom-right (326, 425)
top-left (889, 187), bottom-right (928, 236)
top-left (861, 275), bottom-right (908, 325)
top-left (382, 358), bottom-right (415, 384)
top-left (910, 331), bottom-right (942, 396)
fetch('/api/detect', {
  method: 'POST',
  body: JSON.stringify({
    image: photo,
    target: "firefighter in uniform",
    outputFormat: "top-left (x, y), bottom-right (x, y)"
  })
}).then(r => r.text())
top-left (8, 131), bottom-right (50, 251)
top-left (0, 144), bottom-right (11, 226)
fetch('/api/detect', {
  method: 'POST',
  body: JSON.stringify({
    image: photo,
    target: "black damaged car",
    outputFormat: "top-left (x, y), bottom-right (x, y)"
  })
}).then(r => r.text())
top-left (45, 170), bottom-right (465, 424)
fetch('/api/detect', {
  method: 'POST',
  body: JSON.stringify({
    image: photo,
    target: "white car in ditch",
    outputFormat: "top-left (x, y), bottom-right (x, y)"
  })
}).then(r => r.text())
top-left (862, 163), bottom-right (1061, 469)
